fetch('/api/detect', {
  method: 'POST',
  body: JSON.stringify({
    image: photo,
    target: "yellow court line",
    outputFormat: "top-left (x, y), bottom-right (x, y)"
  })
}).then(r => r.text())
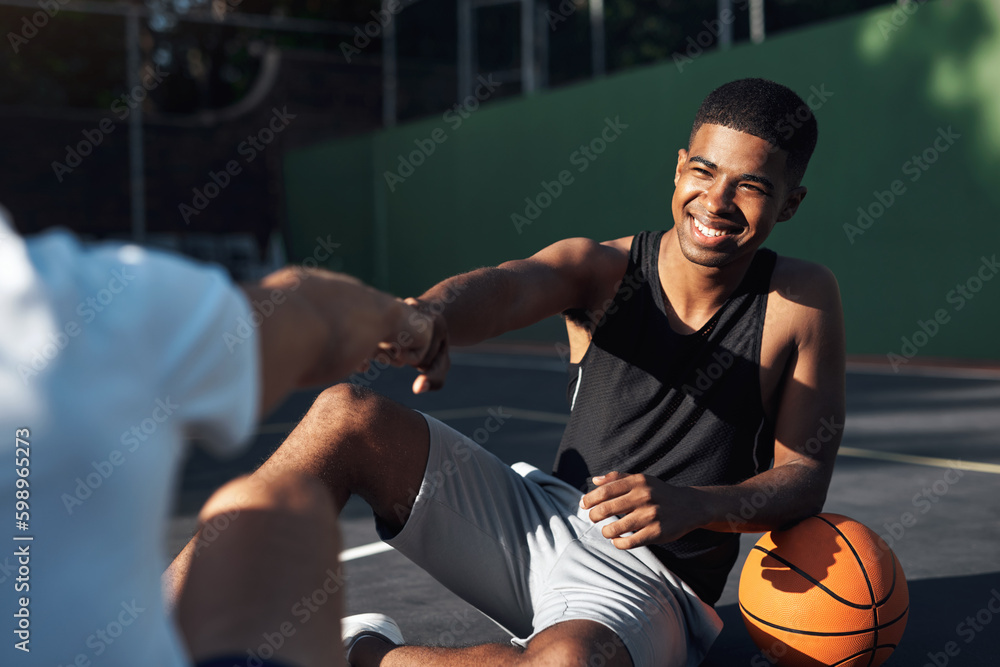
top-left (837, 446), bottom-right (1000, 475)
top-left (252, 407), bottom-right (1000, 476)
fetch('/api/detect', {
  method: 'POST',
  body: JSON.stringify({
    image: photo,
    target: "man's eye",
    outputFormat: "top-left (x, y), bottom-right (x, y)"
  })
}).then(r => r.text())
top-left (741, 183), bottom-right (764, 194)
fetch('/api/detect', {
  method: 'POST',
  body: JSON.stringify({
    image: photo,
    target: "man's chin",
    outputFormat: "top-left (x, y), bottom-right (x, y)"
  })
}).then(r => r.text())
top-left (676, 235), bottom-right (733, 268)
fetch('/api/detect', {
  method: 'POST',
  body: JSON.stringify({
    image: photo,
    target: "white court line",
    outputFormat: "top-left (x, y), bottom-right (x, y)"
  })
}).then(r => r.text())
top-left (341, 541), bottom-right (393, 562)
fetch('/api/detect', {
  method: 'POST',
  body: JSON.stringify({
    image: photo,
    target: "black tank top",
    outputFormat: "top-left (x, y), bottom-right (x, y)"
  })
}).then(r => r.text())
top-left (553, 230), bottom-right (777, 605)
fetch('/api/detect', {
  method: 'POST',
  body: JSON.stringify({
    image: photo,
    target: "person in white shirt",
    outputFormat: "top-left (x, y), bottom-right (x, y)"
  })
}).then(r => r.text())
top-left (0, 204), bottom-right (432, 667)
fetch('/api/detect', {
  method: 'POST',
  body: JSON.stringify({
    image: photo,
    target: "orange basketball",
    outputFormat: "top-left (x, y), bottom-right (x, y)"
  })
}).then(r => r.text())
top-left (738, 513), bottom-right (909, 667)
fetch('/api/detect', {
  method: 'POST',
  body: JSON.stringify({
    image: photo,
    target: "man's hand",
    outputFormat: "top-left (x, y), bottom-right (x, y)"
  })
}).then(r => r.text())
top-left (580, 472), bottom-right (705, 549)
top-left (403, 297), bottom-right (450, 394)
top-left (350, 296), bottom-right (437, 380)
top-left (249, 267), bottom-right (434, 414)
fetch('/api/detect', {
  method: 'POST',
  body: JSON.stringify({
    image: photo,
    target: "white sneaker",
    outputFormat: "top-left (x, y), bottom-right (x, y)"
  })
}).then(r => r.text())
top-left (342, 613), bottom-right (404, 662)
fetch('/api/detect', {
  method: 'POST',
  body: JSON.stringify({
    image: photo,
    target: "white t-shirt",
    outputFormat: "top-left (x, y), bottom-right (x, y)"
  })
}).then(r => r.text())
top-left (0, 208), bottom-right (259, 666)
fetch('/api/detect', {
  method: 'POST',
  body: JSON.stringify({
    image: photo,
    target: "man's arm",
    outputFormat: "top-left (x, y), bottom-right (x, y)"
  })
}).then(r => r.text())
top-left (581, 263), bottom-right (846, 548)
top-left (409, 236), bottom-right (630, 393)
top-left (244, 267), bottom-right (433, 416)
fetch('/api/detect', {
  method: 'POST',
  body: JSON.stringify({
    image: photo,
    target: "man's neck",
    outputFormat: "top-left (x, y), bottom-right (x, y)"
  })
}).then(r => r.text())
top-left (657, 228), bottom-right (758, 333)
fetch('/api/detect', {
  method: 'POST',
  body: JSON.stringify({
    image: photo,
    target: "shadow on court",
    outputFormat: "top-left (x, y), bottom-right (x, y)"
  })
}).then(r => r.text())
top-left (170, 351), bottom-right (1000, 666)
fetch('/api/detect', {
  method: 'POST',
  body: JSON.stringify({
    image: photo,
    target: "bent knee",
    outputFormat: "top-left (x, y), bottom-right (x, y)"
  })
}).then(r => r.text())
top-left (199, 471), bottom-right (335, 526)
top-left (310, 382), bottom-right (415, 441)
top-left (524, 623), bottom-right (632, 667)
top-left (314, 382), bottom-right (381, 418)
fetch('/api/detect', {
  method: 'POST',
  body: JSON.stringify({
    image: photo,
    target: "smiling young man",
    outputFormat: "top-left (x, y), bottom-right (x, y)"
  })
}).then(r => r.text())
top-left (170, 78), bottom-right (846, 667)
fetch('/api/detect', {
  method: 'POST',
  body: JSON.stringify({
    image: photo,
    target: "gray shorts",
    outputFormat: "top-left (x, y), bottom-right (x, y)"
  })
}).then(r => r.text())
top-left (374, 413), bottom-right (723, 667)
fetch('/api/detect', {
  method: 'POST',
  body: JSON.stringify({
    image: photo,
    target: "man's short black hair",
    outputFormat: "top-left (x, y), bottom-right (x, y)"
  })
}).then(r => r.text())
top-left (689, 78), bottom-right (818, 187)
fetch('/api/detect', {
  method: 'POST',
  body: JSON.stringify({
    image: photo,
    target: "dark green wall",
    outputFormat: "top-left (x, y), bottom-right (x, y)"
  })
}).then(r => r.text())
top-left (284, 134), bottom-right (377, 280)
top-left (285, 0), bottom-right (1000, 362)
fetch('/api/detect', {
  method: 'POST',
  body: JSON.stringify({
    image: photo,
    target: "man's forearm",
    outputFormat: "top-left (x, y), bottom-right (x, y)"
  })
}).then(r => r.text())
top-left (692, 462), bottom-right (830, 534)
top-left (417, 267), bottom-right (522, 347)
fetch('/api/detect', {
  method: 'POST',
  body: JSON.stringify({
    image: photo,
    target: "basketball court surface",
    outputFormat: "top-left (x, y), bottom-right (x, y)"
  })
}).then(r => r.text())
top-left (169, 348), bottom-right (1000, 666)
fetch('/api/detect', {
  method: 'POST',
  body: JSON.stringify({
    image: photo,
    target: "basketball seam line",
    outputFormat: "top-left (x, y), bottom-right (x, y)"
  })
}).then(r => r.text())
top-left (750, 545), bottom-right (871, 610)
top-left (830, 643), bottom-right (900, 667)
top-left (739, 603), bottom-right (909, 637)
top-left (814, 515), bottom-right (881, 667)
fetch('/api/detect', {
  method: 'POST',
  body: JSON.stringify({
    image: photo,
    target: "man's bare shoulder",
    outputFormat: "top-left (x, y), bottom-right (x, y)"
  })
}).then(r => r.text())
top-left (536, 235), bottom-right (631, 258)
top-left (768, 254), bottom-right (843, 343)
top-left (770, 255), bottom-right (840, 305)
top-left (545, 236), bottom-right (632, 329)
top-left (600, 235), bottom-right (634, 254)
top-left (528, 236), bottom-right (631, 274)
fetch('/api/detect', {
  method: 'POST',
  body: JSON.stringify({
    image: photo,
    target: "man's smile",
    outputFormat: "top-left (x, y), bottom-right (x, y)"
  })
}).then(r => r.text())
top-left (688, 212), bottom-right (743, 241)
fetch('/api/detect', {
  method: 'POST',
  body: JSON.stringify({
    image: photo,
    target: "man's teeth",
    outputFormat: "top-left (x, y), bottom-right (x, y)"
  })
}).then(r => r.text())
top-left (694, 218), bottom-right (732, 237)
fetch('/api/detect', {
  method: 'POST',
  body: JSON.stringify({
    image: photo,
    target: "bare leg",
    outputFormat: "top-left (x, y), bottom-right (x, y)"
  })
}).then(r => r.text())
top-left (253, 383), bottom-right (432, 529)
top-left (351, 619), bottom-right (633, 667)
top-left (166, 384), bottom-right (430, 607)
top-left (168, 385), bottom-right (635, 667)
top-left (172, 471), bottom-right (345, 667)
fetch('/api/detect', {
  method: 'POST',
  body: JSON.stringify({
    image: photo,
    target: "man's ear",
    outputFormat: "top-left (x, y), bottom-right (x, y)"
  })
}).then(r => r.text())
top-left (776, 186), bottom-right (807, 223)
top-left (674, 149), bottom-right (687, 186)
